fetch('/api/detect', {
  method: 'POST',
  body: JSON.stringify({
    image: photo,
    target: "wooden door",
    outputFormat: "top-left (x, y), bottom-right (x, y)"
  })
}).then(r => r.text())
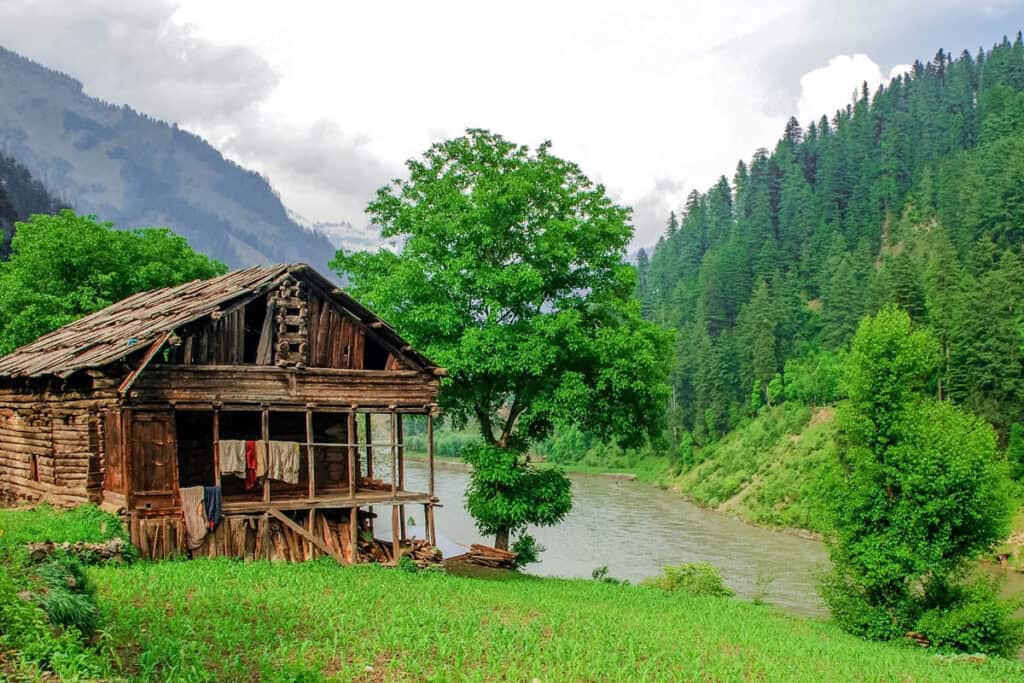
top-left (131, 411), bottom-right (178, 511)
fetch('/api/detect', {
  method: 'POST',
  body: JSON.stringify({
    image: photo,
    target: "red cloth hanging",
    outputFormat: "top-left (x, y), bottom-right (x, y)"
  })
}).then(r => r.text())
top-left (244, 439), bottom-right (257, 490)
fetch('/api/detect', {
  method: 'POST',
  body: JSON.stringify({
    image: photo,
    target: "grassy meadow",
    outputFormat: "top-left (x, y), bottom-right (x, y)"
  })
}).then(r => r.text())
top-left (2, 506), bottom-right (1024, 681)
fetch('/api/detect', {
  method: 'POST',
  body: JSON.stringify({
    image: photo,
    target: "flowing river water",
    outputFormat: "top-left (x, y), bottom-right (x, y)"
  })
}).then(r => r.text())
top-left (403, 460), bottom-right (830, 616)
top-left (403, 459), bottom-right (1024, 619)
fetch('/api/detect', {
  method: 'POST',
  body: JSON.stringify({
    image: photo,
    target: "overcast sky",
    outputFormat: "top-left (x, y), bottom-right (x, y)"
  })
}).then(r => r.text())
top-left (1, 1), bottom-right (1023, 249)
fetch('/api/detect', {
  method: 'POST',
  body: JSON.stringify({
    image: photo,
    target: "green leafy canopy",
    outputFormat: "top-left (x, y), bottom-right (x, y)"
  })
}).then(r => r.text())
top-left (0, 210), bottom-right (225, 355)
top-left (333, 130), bottom-right (671, 450)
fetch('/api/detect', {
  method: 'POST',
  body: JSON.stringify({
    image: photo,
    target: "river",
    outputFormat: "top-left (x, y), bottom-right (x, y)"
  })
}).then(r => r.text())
top-left (402, 460), bottom-right (830, 616)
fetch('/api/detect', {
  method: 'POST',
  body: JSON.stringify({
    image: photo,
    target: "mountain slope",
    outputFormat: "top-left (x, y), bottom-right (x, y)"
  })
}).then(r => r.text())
top-left (0, 46), bottom-right (339, 272)
top-left (637, 34), bottom-right (1024, 443)
top-left (0, 153), bottom-right (64, 258)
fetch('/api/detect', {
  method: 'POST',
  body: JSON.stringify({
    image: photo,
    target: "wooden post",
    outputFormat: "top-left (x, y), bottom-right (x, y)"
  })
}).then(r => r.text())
top-left (305, 408), bottom-right (315, 498)
top-left (427, 413), bottom-right (435, 499)
top-left (428, 504), bottom-right (436, 547)
top-left (350, 506), bottom-right (359, 564)
top-left (212, 408), bottom-right (221, 487)
top-left (390, 412), bottom-right (397, 497)
top-left (364, 413), bottom-right (374, 478)
top-left (391, 505), bottom-right (400, 564)
top-left (365, 413), bottom-right (374, 534)
top-left (306, 509), bottom-right (316, 560)
top-left (397, 413), bottom-right (405, 541)
top-left (397, 413), bottom-right (404, 490)
top-left (261, 407), bottom-right (270, 504)
top-left (347, 411), bottom-right (356, 498)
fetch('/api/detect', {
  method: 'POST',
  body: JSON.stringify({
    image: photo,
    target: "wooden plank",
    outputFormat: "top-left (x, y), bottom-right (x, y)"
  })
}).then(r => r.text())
top-left (118, 331), bottom-right (173, 395)
top-left (267, 507), bottom-right (340, 562)
top-left (255, 298), bottom-right (276, 365)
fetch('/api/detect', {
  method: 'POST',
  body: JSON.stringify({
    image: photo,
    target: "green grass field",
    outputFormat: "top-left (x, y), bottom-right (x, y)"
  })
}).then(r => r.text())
top-left (3, 506), bottom-right (1024, 681)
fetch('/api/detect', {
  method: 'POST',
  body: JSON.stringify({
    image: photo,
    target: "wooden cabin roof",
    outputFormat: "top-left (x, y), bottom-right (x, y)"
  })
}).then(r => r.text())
top-left (0, 263), bottom-right (436, 379)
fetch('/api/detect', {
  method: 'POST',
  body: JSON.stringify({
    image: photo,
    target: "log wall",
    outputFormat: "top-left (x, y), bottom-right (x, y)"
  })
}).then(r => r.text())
top-left (130, 365), bottom-right (439, 408)
top-left (0, 383), bottom-right (119, 506)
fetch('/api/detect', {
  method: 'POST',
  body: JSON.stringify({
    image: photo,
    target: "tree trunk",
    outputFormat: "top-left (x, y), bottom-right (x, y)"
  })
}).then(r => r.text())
top-left (494, 527), bottom-right (510, 551)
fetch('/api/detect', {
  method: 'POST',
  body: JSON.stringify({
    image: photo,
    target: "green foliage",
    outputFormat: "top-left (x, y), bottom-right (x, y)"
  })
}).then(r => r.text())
top-left (914, 578), bottom-right (1024, 658)
top-left (0, 505), bottom-right (126, 677)
top-left (638, 38), bottom-right (1024, 443)
top-left (0, 210), bottom-right (225, 354)
top-left (510, 533), bottom-right (544, 569)
top-left (333, 129), bottom-right (671, 451)
top-left (1008, 423), bottom-right (1024, 480)
top-left (824, 307), bottom-right (1018, 654)
top-left (642, 563), bottom-right (734, 597)
top-left (463, 442), bottom-right (572, 547)
top-left (674, 404), bottom-right (839, 531)
top-left (783, 349), bottom-right (845, 406)
top-left (397, 554), bottom-right (418, 574)
top-left (79, 558), bottom-right (1022, 680)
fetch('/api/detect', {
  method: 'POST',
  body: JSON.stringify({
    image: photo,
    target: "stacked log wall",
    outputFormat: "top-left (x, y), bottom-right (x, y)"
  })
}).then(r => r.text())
top-left (0, 383), bottom-right (119, 507)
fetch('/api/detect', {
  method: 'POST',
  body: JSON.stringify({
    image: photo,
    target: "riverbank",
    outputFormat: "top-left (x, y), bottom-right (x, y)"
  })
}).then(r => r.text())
top-left (3, 506), bottom-right (1022, 681)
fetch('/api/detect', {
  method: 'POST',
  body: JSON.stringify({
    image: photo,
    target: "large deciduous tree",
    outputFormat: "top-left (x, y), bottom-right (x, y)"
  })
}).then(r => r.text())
top-left (333, 129), bottom-right (671, 549)
top-left (822, 306), bottom-right (1019, 655)
top-left (0, 210), bottom-right (226, 355)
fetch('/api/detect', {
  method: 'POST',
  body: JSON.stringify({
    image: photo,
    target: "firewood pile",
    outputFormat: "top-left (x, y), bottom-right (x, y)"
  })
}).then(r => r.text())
top-left (905, 631), bottom-right (930, 648)
top-left (358, 476), bottom-right (391, 491)
top-left (357, 535), bottom-right (442, 568)
top-left (26, 537), bottom-right (131, 563)
top-left (447, 544), bottom-right (518, 569)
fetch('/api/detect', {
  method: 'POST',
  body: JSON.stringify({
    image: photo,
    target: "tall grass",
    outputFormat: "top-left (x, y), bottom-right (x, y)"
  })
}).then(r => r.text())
top-left (85, 559), bottom-right (1023, 681)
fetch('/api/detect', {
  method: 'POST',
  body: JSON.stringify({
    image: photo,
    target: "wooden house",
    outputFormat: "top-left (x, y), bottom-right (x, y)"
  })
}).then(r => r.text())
top-left (0, 264), bottom-right (442, 563)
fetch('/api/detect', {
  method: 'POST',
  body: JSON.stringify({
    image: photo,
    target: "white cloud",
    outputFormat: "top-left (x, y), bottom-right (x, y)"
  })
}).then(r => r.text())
top-left (0, 0), bottom-right (1019, 250)
top-left (797, 54), bottom-right (881, 125)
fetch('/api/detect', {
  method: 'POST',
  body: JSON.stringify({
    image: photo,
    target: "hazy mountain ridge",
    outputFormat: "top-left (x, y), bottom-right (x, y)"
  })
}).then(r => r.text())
top-left (0, 153), bottom-right (64, 259)
top-left (0, 45), bottom-right (339, 272)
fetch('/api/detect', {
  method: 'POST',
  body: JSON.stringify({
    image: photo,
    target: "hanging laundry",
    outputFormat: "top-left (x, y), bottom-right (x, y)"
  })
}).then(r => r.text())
top-left (268, 440), bottom-right (301, 484)
top-left (203, 485), bottom-right (222, 530)
top-left (219, 439), bottom-right (247, 476)
top-left (179, 485), bottom-right (208, 549)
top-left (244, 440), bottom-right (258, 490)
top-left (255, 439), bottom-right (267, 479)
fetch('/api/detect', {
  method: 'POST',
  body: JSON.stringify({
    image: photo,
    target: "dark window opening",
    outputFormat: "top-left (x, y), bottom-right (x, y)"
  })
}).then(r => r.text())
top-left (364, 336), bottom-right (389, 370)
top-left (176, 411), bottom-right (215, 488)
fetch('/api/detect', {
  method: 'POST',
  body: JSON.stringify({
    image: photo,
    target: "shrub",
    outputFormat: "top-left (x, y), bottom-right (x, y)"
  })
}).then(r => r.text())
top-left (913, 578), bottom-right (1024, 658)
top-left (642, 563), bottom-right (734, 597)
top-left (510, 534), bottom-right (545, 569)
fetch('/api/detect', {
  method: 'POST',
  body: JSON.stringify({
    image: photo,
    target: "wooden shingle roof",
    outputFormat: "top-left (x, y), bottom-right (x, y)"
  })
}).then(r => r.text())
top-left (0, 264), bottom-right (434, 379)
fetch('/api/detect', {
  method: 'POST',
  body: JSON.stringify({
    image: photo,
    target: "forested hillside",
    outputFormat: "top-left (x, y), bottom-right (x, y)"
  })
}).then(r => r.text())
top-left (0, 46), bottom-right (338, 271)
top-left (637, 34), bottom-right (1024, 443)
top-left (0, 154), bottom-right (63, 258)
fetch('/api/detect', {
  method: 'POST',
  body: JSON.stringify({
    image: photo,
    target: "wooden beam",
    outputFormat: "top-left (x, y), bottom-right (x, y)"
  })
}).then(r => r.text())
top-left (364, 413), bottom-right (374, 479)
top-left (390, 412), bottom-right (397, 496)
top-left (306, 408), bottom-right (315, 498)
top-left (266, 508), bottom-right (341, 563)
top-left (213, 408), bottom-right (221, 488)
top-left (427, 413), bottom-right (434, 498)
top-left (118, 331), bottom-right (173, 395)
top-left (261, 408), bottom-right (270, 504)
top-left (347, 411), bottom-right (356, 498)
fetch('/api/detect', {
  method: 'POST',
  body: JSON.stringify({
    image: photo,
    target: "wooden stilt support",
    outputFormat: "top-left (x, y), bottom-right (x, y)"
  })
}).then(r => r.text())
top-left (391, 505), bottom-right (400, 564)
top-left (350, 506), bottom-right (359, 564)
